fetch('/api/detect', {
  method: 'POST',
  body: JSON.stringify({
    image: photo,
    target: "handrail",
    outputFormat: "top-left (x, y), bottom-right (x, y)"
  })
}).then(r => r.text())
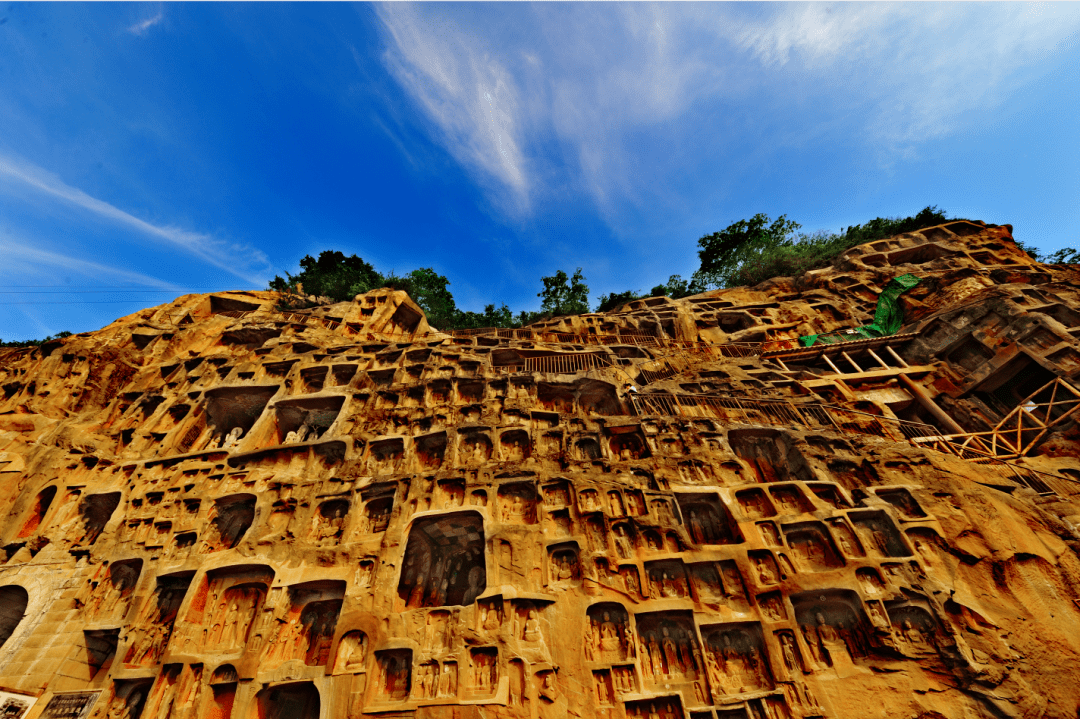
top-left (494, 352), bottom-right (613, 374)
top-left (630, 392), bottom-right (1079, 497)
top-left (910, 378), bottom-right (1080, 459)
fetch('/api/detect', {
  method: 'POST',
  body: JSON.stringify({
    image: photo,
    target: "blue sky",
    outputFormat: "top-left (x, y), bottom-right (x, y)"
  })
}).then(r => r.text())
top-left (2, 2), bottom-right (1079, 341)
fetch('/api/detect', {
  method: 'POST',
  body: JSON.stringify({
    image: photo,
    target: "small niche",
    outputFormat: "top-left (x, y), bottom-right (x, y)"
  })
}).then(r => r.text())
top-left (206, 494), bottom-right (256, 550)
top-left (807, 483), bottom-right (851, 509)
top-left (273, 395), bottom-right (345, 444)
top-left (675, 493), bottom-right (743, 545)
top-left (850, 510), bottom-right (912, 557)
top-left (735, 488), bottom-right (777, 519)
top-left (547, 542), bottom-right (581, 584)
top-left (375, 649), bottom-right (412, 701)
top-left (497, 481), bottom-right (538, 524)
top-left (499, 429), bottom-right (532, 462)
top-left (78, 492), bottom-right (122, 545)
top-left (415, 431), bottom-right (447, 470)
top-left (608, 426), bottom-right (650, 460)
top-left (203, 385), bottom-right (278, 446)
top-left (299, 366), bottom-right (329, 393)
top-left (781, 522), bottom-right (845, 571)
top-left (252, 681), bottom-right (321, 719)
top-left (459, 430), bottom-right (492, 463)
top-left (875, 488), bottom-right (927, 518)
top-left (17, 485), bottom-right (57, 538)
top-left (768, 485), bottom-right (814, 515)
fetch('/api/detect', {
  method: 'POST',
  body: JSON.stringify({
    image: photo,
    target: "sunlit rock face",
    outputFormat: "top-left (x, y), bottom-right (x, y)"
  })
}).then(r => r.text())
top-left (1, 226), bottom-right (1080, 719)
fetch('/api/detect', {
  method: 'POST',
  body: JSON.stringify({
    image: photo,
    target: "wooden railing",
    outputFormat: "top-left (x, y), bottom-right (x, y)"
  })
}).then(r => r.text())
top-left (495, 353), bottom-right (613, 374)
top-left (630, 392), bottom-right (1078, 497)
top-left (918, 378), bottom-right (1080, 458)
top-left (448, 327), bottom-right (664, 346)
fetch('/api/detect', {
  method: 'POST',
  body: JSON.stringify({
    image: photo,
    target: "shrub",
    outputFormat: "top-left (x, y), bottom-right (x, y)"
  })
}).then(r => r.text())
top-left (691, 206), bottom-right (959, 289)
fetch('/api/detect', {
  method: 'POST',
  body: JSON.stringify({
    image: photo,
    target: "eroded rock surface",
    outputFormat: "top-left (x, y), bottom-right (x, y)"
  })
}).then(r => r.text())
top-left (1, 223), bottom-right (1080, 719)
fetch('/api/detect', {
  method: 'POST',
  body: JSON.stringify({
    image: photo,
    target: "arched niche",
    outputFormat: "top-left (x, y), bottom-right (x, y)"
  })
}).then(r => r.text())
top-left (209, 664), bottom-right (239, 719)
top-left (675, 493), bottom-right (743, 546)
top-left (333, 630), bottom-right (368, 674)
top-left (16, 485), bottom-right (56, 538)
top-left (0, 585), bottom-right (29, 650)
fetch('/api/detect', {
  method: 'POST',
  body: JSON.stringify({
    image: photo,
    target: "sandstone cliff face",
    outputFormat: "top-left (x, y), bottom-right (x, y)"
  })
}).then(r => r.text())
top-left (1, 223), bottom-right (1079, 719)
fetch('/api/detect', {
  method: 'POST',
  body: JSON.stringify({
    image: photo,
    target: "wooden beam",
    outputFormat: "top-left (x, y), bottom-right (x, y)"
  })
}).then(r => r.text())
top-left (841, 351), bottom-right (863, 372)
top-left (885, 345), bottom-right (910, 368)
top-left (867, 348), bottom-right (890, 369)
top-left (898, 372), bottom-right (966, 435)
top-left (822, 354), bottom-right (843, 374)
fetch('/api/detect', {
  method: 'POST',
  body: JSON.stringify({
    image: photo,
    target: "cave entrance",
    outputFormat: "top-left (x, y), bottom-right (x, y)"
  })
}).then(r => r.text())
top-left (251, 682), bottom-right (320, 719)
top-left (972, 353), bottom-right (1056, 419)
top-left (398, 512), bottom-right (486, 608)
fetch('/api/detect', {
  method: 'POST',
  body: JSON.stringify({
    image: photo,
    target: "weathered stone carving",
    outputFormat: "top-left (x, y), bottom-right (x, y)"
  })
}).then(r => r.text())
top-left (3, 231), bottom-right (1080, 717)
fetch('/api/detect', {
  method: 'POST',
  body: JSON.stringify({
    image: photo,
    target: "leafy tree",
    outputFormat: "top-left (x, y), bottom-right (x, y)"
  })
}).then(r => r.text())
top-left (692, 214), bottom-right (802, 290)
top-left (649, 274), bottom-right (702, 299)
top-left (1, 331), bottom-right (72, 347)
top-left (516, 309), bottom-right (545, 327)
top-left (1042, 247), bottom-right (1079, 264)
top-left (836, 205), bottom-right (951, 247)
top-left (399, 268), bottom-right (459, 330)
top-left (692, 206), bottom-right (962, 289)
top-left (595, 289), bottom-right (642, 313)
top-left (594, 275), bottom-right (704, 314)
top-left (1013, 240), bottom-right (1042, 261)
top-left (270, 251), bottom-right (545, 330)
top-left (456, 303), bottom-right (516, 329)
top-left (270, 250), bottom-right (383, 302)
top-left (538, 268), bottom-right (590, 316)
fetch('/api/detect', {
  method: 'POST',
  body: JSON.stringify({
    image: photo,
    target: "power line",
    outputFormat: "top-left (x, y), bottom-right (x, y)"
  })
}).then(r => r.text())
top-left (1, 285), bottom-right (225, 287)
top-left (0, 290), bottom-right (209, 294)
top-left (0, 300), bottom-right (188, 305)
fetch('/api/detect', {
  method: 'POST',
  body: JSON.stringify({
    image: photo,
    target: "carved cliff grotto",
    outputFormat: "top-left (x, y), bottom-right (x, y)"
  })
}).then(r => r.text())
top-left (2, 222), bottom-right (1080, 718)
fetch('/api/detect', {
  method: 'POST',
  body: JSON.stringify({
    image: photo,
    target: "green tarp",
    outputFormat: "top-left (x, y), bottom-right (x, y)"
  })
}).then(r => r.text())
top-left (799, 273), bottom-right (920, 348)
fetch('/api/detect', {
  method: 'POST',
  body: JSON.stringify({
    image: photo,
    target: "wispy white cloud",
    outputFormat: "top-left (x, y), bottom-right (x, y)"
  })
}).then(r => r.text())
top-left (728, 3), bottom-right (1080, 147)
top-left (375, 4), bottom-right (529, 214)
top-left (128, 9), bottom-right (164, 37)
top-left (373, 3), bottom-right (1080, 227)
top-left (0, 153), bottom-right (273, 286)
top-left (0, 240), bottom-right (182, 290)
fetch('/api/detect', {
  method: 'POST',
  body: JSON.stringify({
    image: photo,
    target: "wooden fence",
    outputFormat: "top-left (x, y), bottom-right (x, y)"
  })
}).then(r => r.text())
top-left (630, 392), bottom-right (1078, 497)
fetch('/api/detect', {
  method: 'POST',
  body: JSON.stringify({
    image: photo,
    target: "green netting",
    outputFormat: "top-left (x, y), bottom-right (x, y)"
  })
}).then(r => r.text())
top-left (799, 273), bottom-right (920, 348)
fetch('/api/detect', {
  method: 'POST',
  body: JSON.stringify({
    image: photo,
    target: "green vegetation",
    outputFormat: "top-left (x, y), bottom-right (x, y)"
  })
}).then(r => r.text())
top-left (691, 206), bottom-right (961, 290)
top-left (538, 268), bottom-right (590, 317)
top-left (11, 217), bottom-right (1074, 345)
top-left (270, 250), bottom-right (587, 330)
top-left (1, 331), bottom-right (72, 348)
top-left (1014, 242), bottom-right (1079, 264)
top-left (595, 274), bottom-right (702, 313)
top-left (1041, 247), bottom-right (1080, 264)
top-left (692, 213), bottom-right (804, 290)
top-left (255, 208), bottom-right (1072, 331)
